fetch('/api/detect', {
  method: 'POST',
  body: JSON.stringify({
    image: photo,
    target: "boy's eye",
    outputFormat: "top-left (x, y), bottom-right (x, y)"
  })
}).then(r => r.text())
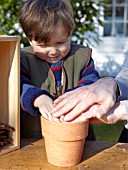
top-left (37, 44), bottom-right (47, 47)
top-left (37, 40), bottom-right (67, 47)
top-left (58, 41), bottom-right (65, 44)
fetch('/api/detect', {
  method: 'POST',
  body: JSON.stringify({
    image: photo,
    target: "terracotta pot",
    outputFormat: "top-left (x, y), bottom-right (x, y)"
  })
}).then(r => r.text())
top-left (41, 116), bottom-right (89, 167)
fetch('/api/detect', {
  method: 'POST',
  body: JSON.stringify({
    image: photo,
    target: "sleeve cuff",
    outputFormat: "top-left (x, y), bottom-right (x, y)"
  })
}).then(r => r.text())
top-left (21, 84), bottom-right (51, 116)
top-left (120, 100), bottom-right (128, 129)
top-left (116, 78), bottom-right (128, 100)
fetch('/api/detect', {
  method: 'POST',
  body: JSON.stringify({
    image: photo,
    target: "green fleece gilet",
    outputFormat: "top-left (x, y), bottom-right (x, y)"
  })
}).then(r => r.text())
top-left (21, 43), bottom-right (92, 98)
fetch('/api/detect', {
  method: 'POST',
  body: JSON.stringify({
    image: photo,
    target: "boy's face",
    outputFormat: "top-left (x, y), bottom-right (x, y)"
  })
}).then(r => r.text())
top-left (30, 24), bottom-right (71, 64)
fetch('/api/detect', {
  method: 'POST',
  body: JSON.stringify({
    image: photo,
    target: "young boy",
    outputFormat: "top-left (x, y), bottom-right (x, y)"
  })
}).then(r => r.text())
top-left (19, 0), bottom-right (100, 138)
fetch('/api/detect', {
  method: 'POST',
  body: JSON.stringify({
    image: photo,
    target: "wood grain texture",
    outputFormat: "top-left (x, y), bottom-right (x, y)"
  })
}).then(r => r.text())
top-left (0, 138), bottom-right (127, 170)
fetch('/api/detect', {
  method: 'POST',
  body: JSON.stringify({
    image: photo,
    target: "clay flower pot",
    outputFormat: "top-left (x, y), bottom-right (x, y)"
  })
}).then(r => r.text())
top-left (41, 116), bottom-right (89, 167)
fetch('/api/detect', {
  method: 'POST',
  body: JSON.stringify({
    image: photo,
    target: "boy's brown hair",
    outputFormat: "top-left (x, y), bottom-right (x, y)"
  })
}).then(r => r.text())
top-left (19, 0), bottom-right (75, 44)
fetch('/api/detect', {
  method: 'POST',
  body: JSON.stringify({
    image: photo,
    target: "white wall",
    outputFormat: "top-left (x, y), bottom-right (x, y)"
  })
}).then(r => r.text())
top-left (92, 37), bottom-right (128, 77)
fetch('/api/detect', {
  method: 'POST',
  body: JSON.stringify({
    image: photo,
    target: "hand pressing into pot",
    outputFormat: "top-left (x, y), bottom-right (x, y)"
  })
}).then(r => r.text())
top-left (51, 78), bottom-right (117, 122)
top-left (71, 101), bottom-right (128, 124)
top-left (34, 94), bottom-right (60, 122)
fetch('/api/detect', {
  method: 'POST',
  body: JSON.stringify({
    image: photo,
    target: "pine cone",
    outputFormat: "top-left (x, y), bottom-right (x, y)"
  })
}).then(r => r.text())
top-left (0, 123), bottom-right (15, 147)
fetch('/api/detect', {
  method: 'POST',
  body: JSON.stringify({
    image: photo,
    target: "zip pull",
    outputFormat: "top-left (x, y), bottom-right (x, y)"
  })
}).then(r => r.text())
top-left (57, 86), bottom-right (63, 96)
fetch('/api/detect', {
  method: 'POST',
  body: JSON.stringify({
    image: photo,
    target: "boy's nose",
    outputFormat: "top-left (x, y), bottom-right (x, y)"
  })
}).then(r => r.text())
top-left (49, 47), bottom-right (59, 55)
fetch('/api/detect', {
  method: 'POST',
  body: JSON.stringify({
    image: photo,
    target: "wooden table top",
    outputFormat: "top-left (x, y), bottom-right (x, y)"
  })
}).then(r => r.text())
top-left (0, 138), bottom-right (128, 170)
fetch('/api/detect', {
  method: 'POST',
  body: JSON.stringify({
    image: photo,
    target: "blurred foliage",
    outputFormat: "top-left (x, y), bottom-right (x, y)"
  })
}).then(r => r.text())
top-left (71, 0), bottom-right (106, 45)
top-left (94, 121), bottom-right (123, 142)
top-left (0, 0), bottom-right (28, 46)
top-left (0, 0), bottom-right (106, 47)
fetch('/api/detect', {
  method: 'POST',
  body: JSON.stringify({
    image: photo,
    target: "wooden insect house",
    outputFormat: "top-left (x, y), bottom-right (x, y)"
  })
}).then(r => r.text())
top-left (0, 35), bottom-right (20, 155)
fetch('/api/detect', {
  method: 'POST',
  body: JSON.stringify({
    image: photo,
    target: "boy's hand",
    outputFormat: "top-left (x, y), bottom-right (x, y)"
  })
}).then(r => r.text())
top-left (34, 94), bottom-right (60, 122)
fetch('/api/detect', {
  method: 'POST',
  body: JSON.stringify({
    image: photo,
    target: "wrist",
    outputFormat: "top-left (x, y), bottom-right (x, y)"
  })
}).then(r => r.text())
top-left (34, 94), bottom-right (45, 107)
top-left (100, 77), bottom-right (118, 96)
top-left (101, 77), bottom-right (117, 89)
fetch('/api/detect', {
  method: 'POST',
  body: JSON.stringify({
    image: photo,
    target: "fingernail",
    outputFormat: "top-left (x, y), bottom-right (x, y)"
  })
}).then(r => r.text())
top-left (60, 115), bottom-right (64, 122)
top-left (64, 115), bottom-right (70, 121)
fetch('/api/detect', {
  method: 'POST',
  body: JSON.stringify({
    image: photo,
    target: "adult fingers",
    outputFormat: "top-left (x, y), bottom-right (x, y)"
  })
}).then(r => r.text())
top-left (53, 91), bottom-right (72, 105)
top-left (52, 89), bottom-right (80, 112)
top-left (63, 100), bottom-right (98, 121)
top-left (52, 86), bottom-right (90, 111)
top-left (96, 96), bottom-right (116, 119)
top-left (98, 102), bottom-right (121, 124)
top-left (52, 99), bottom-right (77, 117)
top-left (66, 104), bottom-right (98, 122)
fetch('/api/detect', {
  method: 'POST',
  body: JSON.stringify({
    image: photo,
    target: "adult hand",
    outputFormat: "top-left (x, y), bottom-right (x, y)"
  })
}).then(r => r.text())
top-left (51, 78), bottom-right (118, 122)
top-left (71, 101), bottom-right (127, 124)
top-left (90, 101), bottom-right (128, 124)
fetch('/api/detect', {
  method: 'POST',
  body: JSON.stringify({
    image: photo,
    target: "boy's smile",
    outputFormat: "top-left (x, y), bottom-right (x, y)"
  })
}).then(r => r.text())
top-left (30, 24), bottom-right (71, 64)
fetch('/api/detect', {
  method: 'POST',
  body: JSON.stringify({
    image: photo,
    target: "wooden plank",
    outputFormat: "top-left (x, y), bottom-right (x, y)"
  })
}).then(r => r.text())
top-left (0, 35), bottom-right (20, 41)
top-left (0, 139), bottom-right (127, 170)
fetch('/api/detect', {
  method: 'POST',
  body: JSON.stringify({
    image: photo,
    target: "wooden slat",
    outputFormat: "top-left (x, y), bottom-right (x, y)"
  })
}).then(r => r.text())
top-left (0, 35), bottom-right (20, 41)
